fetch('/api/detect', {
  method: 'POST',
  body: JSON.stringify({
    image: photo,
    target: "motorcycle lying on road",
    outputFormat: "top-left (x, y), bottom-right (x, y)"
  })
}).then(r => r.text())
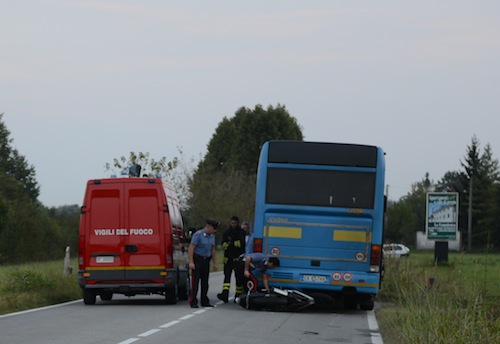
top-left (235, 287), bottom-right (315, 312)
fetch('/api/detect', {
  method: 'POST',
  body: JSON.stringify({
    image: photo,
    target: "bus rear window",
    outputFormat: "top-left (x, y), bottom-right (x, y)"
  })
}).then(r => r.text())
top-left (265, 168), bottom-right (375, 209)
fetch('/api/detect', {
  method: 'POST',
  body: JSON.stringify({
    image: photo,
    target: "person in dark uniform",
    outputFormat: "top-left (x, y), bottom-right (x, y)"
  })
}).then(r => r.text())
top-left (217, 216), bottom-right (246, 303)
top-left (188, 220), bottom-right (218, 308)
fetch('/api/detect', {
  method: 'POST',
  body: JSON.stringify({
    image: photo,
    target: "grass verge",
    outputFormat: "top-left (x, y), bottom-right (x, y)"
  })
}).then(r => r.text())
top-left (0, 259), bottom-right (81, 315)
top-left (376, 251), bottom-right (500, 344)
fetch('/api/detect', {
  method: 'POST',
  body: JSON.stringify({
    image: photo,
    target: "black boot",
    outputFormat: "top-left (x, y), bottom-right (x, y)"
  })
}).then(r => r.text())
top-left (217, 291), bottom-right (229, 303)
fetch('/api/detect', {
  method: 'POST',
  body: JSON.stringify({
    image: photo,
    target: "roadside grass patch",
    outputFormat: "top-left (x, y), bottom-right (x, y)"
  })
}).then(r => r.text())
top-left (2, 269), bottom-right (54, 293)
top-left (0, 259), bottom-right (81, 315)
top-left (377, 252), bottom-right (500, 344)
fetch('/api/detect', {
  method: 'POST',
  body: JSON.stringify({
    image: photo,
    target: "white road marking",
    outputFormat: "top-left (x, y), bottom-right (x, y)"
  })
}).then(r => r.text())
top-left (138, 329), bottom-right (161, 337)
top-left (179, 313), bottom-right (195, 320)
top-left (159, 320), bottom-right (180, 328)
top-left (367, 310), bottom-right (383, 344)
top-left (0, 300), bottom-right (82, 319)
top-left (117, 338), bottom-right (140, 344)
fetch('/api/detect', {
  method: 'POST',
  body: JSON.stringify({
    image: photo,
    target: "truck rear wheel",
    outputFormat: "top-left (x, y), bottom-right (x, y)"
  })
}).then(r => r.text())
top-left (178, 274), bottom-right (190, 301)
top-left (165, 285), bottom-right (178, 304)
top-left (83, 290), bottom-right (96, 305)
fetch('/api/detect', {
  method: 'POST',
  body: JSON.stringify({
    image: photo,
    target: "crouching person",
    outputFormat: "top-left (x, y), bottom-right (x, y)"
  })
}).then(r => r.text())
top-left (235, 253), bottom-right (280, 306)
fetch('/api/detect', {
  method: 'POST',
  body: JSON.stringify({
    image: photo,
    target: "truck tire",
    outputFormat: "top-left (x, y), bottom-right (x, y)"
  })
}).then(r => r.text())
top-left (165, 285), bottom-right (178, 304)
top-left (178, 274), bottom-right (190, 301)
top-left (83, 290), bottom-right (96, 305)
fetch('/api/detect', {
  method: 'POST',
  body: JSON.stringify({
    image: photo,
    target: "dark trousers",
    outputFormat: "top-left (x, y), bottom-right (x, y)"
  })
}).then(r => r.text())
top-left (222, 258), bottom-right (244, 296)
top-left (235, 259), bottom-right (258, 294)
top-left (190, 254), bottom-right (211, 306)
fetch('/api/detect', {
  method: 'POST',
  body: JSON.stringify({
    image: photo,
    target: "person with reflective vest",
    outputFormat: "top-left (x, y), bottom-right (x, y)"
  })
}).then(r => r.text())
top-left (217, 216), bottom-right (246, 303)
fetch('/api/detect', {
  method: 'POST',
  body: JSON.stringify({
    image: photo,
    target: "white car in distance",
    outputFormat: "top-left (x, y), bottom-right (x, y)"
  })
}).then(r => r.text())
top-left (383, 243), bottom-right (410, 258)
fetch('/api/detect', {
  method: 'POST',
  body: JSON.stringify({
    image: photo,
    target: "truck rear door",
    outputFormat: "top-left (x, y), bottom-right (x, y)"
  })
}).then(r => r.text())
top-left (83, 179), bottom-right (166, 282)
top-left (85, 185), bottom-right (125, 281)
top-left (124, 182), bottom-right (166, 280)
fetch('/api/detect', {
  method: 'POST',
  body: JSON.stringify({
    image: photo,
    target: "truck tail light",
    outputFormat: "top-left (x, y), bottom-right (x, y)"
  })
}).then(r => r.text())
top-left (166, 245), bottom-right (173, 268)
top-left (78, 235), bottom-right (85, 269)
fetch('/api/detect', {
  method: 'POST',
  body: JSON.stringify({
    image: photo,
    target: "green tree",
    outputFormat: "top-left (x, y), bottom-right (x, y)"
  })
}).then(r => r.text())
top-left (104, 149), bottom-right (193, 208)
top-left (0, 114), bottom-right (66, 263)
top-left (47, 205), bottom-right (81, 256)
top-left (386, 136), bottom-right (500, 251)
top-left (435, 171), bottom-right (467, 195)
top-left (0, 113), bottom-right (40, 201)
top-left (199, 104), bottom-right (303, 174)
top-left (188, 104), bottom-right (303, 230)
top-left (104, 151), bottom-right (179, 178)
top-left (384, 200), bottom-right (416, 244)
top-left (460, 136), bottom-right (500, 249)
top-left (386, 173), bottom-right (433, 245)
top-left (435, 170), bottom-right (469, 242)
top-left (0, 176), bottom-right (64, 263)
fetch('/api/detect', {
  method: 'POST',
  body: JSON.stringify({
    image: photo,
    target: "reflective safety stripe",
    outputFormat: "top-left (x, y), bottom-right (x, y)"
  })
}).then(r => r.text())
top-left (333, 230), bottom-right (371, 243)
top-left (268, 226), bottom-right (302, 239)
top-left (223, 283), bottom-right (230, 291)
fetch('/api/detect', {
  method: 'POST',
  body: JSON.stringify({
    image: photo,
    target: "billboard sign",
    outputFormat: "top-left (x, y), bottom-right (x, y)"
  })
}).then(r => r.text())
top-left (426, 192), bottom-right (458, 240)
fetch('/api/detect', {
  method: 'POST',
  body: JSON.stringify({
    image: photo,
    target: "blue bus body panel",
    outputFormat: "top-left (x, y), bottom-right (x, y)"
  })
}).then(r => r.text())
top-left (252, 141), bottom-right (385, 297)
top-left (260, 213), bottom-right (379, 294)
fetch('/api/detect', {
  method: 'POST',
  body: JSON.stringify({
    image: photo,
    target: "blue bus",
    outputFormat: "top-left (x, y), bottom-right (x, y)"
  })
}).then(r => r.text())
top-left (251, 140), bottom-right (385, 310)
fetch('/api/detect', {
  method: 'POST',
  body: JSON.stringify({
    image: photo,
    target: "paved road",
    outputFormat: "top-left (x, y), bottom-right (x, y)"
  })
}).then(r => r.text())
top-left (0, 271), bottom-right (382, 344)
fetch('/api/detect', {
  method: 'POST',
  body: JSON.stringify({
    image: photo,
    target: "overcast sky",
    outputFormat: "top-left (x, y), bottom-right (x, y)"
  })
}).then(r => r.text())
top-left (2, 1), bottom-right (500, 207)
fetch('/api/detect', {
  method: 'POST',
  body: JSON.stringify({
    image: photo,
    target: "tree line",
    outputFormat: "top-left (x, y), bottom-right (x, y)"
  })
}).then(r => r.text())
top-left (0, 114), bottom-right (79, 263)
top-left (385, 135), bottom-right (500, 251)
top-left (1, 109), bottom-right (499, 264)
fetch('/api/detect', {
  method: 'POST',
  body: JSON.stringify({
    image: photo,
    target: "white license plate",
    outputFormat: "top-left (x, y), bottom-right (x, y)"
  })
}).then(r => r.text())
top-left (303, 275), bottom-right (327, 283)
top-left (96, 256), bottom-right (114, 263)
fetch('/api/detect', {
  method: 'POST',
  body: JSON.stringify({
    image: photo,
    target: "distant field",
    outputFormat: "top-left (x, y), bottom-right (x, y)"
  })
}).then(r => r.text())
top-left (377, 251), bottom-right (500, 344)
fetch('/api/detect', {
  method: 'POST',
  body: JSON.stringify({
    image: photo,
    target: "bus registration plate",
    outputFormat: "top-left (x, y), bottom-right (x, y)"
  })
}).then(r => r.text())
top-left (303, 275), bottom-right (327, 283)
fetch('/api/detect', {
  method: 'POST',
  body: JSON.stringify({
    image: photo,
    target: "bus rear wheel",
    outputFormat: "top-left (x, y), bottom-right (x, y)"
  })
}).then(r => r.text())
top-left (359, 295), bottom-right (375, 310)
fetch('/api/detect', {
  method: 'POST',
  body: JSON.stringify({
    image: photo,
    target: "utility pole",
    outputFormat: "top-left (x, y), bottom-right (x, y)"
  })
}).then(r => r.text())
top-left (467, 176), bottom-right (473, 251)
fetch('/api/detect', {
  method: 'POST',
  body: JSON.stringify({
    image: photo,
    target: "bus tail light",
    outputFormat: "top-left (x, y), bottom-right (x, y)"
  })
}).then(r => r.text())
top-left (370, 244), bottom-right (381, 272)
top-left (253, 238), bottom-right (263, 252)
